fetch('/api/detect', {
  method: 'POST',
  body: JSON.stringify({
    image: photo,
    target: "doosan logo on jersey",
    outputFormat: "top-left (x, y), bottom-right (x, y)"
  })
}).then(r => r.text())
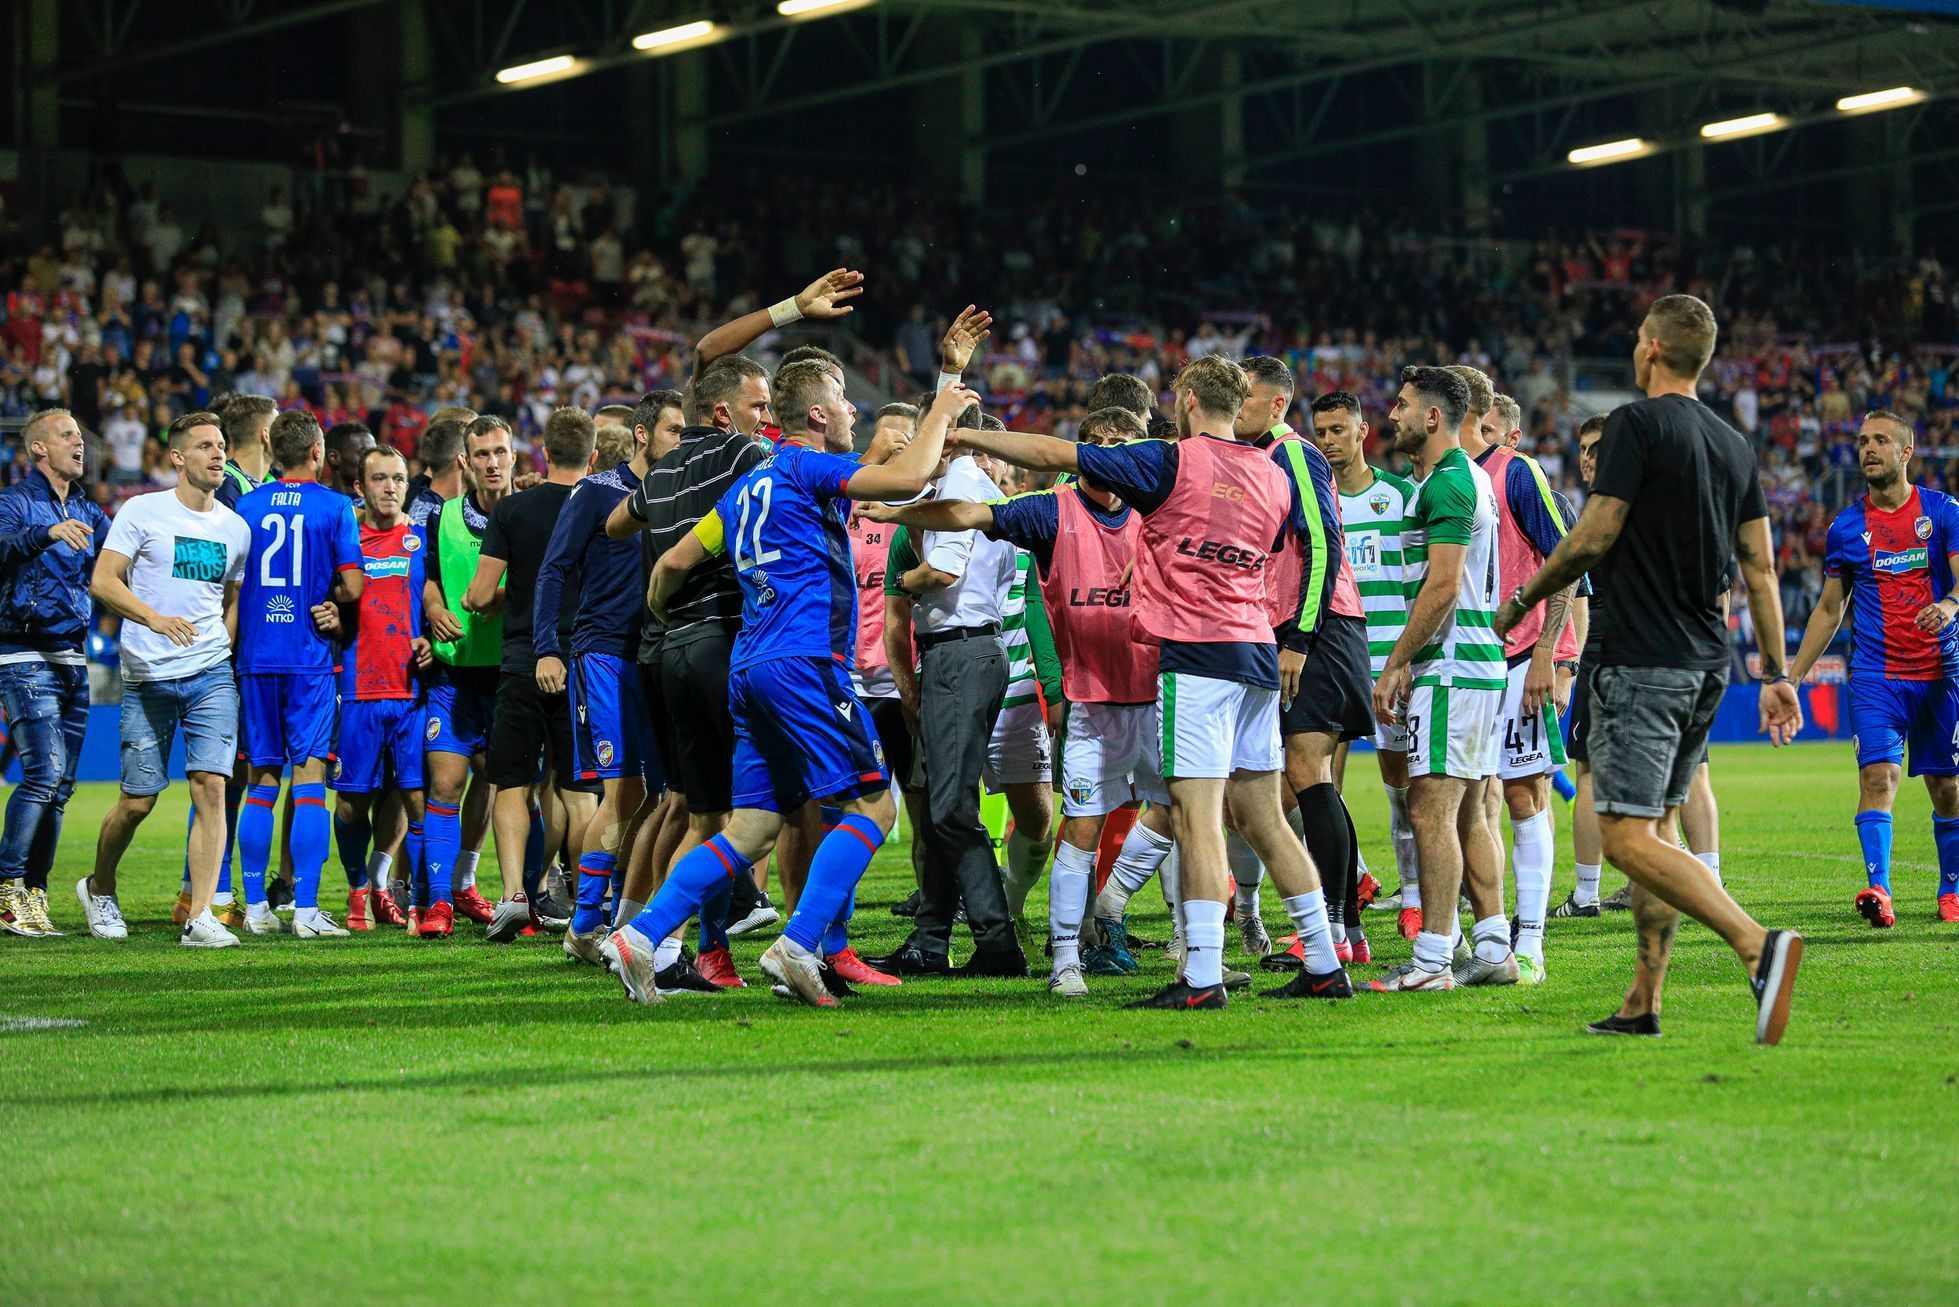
top-left (1068, 586), bottom-right (1130, 608)
top-left (1173, 537), bottom-right (1267, 570)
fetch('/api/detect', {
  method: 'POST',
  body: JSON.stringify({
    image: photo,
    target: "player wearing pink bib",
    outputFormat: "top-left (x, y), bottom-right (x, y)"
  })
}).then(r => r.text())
top-left (951, 357), bottom-right (1352, 1009)
top-left (868, 406), bottom-right (1178, 998)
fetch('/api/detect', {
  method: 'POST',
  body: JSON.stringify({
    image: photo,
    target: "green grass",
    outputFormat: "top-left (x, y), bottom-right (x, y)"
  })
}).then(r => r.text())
top-left (2, 743), bottom-right (1955, 1305)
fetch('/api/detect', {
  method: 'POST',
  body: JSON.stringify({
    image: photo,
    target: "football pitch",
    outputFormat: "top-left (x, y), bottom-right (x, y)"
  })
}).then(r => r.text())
top-left (1, 743), bottom-right (1953, 1305)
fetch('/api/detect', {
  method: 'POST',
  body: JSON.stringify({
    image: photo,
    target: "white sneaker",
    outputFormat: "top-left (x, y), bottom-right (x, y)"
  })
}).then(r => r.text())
top-left (599, 925), bottom-right (664, 1003)
top-left (727, 900), bottom-right (780, 937)
top-left (484, 895), bottom-right (531, 943)
top-left (1165, 927), bottom-right (1186, 969)
top-left (73, 876), bottom-right (128, 940)
top-left (1048, 963), bottom-right (1088, 997)
top-left (181, 912), bottom-right (240, 949)
top-left (1452, 950), bottom-right (1520, 987)
top-left (292, 909), bottom-right (350, 939)
top-left (564, 928), bottom-right (608, 966)
top-left (759, 936), bottom-right (836, 1007)
top-left (1235, 908), bottom-right (1272, 957)
top-left (243, 905), bottom-right (284, 935)
top-left (1369, 889), bottom-right (1404, 912)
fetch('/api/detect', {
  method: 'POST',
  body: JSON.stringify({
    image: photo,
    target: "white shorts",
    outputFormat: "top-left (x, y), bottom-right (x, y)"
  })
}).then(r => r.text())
top-left (1059, 700), bottom-right (1170, 817)
top-left (1404, 682), bottom-right (1500, 781)
top-left (985, 697), bottom-right (1053, 788)
top-left (1497, 659), bottom-right (1570, 780)
top-left (1374, 718), bottom-right (1411, 753)
top-left (1158, 672), bottom-right (1282, 779)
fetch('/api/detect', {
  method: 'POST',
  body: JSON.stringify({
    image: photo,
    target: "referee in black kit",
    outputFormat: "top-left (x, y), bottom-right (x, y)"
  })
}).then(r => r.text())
top-left (1496, 293), bottom-right (1805, 1045)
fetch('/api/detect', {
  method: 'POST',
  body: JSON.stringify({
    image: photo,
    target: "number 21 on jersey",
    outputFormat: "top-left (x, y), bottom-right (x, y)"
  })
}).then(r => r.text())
top-left (259, 512), bottom-right (306, 586)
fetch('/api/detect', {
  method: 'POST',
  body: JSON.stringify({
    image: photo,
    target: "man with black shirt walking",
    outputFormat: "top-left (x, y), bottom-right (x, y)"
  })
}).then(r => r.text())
top-left (1496, 294), bottom-right (1805, 1045)
top-left (465, 407), bottom-right (599, 932)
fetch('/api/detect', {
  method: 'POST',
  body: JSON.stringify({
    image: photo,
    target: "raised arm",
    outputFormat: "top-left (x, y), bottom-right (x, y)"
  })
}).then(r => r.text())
top-left (949, 425), bottom-right (1082, 475)
top-left (691, 268), bottom-right (863, 380)
top-left (844, 383), bottom-right (974, 503)
top-left (870, 498), bottom-right (996, 535)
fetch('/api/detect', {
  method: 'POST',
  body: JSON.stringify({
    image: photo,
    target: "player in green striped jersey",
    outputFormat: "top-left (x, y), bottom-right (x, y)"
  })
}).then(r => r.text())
top-left (1367, 366), bottom-right (1508, 993)
top-left (1313, 392), bottom-right (1422, 936)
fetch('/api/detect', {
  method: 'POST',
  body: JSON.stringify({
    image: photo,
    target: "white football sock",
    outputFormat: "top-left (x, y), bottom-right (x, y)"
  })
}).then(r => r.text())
top-left (1227, 830), bottom-right (1263, 915)
top-left (1281, 890), bottom-right (1340, 973)
top-left (1573, 861), bottom-right (1603, 906)
top-left (1472, 913), bottom-right (1511, 964)
top-left (1385, 784), bottom-right (1418, 890)
top-left (1003, 829), bottom-right (1052, 917)
top-left (1694, 850), bottom-right (1722, 885)
top-left (1095, 821), bottom-right (1171, 920)
top-left (615, 897), bottom-right (646, 926)
top-left (1412, 929), bottom-right (1452, 973)
top-left (457, 851), bottom-right (479, 892)
top-left (1181, 898), bottom-right (1226, 988)
top-left (365, 850), bottom-right (393, 888)
top-left (1159, 844), bottom-right (1181, 927)
top-left (212, 891), bottom-right (234, 906)
top-left (652, 932), bottom-right (684, 970)
top-left (1511, 809), bottom-right (1553, 965)
top-left (1048, 842), bottom-right (1094, 970)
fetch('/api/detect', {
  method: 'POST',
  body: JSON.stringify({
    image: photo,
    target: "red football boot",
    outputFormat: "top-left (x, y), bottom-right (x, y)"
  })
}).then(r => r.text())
top-left (694, 944), bottom-right (746, 988)
top-left (1855, 886), bottom-right (1895, 929)
top-left (1397, 906), bottom-right (1423, 941)
top-left (416, 901), bottom-right (455, 938)
top-left (1940, 893), bottom-right (1959, 923)
top-left (346, 888), bottom-right (374, 932)
top-left (1350, 934), bottom-right (1373, 965)
top-left (453, 885), bottom-right (496, 925)
top-left (825, 947), bottom-right (901, 987)
top-left (1355, 871), bottom-right (1382, 911)
top-left (1334, 936), bottom-right (1354, 964)
top-left (370, 885), bottom-right (407, 928)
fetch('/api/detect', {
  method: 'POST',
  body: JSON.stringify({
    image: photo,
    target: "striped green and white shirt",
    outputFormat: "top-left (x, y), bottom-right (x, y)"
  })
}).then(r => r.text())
top-left (1403, 446), bottom-right (1504, 691)
top-left (1000, 549), bottom-right (1039, 709)
top-left (1338, 467), bottom-right (1416, 676)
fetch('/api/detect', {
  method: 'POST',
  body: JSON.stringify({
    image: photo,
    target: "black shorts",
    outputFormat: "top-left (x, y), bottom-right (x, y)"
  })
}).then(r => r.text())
top-left (487, 670), bottom-right (593, 792)
top-left (638, 659), bottom-right (677, 795)
top-left (1567, 662), bottom-right (1592, 764)
top-left (660, 626), bottom-right (736, 812)
top-left (1282, 614), bottom-right (1376, 742)
top-left (869, 696), bottom-right (917, 791)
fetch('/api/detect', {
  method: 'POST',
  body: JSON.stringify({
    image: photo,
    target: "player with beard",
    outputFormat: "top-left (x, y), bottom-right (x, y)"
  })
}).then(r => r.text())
top-left (1789, 409), bottom-right (1959, 927)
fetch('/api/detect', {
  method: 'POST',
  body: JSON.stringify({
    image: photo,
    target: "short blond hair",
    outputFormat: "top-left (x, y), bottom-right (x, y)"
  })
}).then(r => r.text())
top-left (1173, 355), bottom-right (1250, 420)
top-left (1490, 394), bottom-right (1521, 432)
top-left (1445, 365), bottom-right (1494, 419)
top-left (1645, 294), bottom-right (1718, 378)
top-left (595, 422), bottom-right (635, 469)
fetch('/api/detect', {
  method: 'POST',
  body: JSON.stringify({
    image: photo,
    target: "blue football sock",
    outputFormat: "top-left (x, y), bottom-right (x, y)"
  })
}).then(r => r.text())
top-left (634, 835), bottom-right (750, 950)
top-left (787, 815), bottom-right (886, 952)
top-left (334, 810), bottom-right (372, 889)
top-left (218, 781), bottom-right (241, 896)
top-left (406, 819), bottom-right (429, 909)
top-left (699, 880), bottom-right (731, 953)
top-left (524, 798), bottom-right (547, 899)
top-left (425, 800), bottom-right (462, 906)
top-left (1855, 810), bottom-right (1893, 892)
top-left (572, 851), bottom-right (617, 936)
top-left (821, 884), bottom-right (856, 956)
top-left (1551, 769), bottom-right (1576, 802)
top-left (1934, 815), bottom-right (1959, 897)
top-left (291, 783), bottom-right (330, 910)
top-left (819, 805), bottom-right (843, 832)
top-left (237, 784), bottom-right (281, 905)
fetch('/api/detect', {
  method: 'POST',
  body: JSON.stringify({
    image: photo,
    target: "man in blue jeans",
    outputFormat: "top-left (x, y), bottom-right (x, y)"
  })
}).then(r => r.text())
top-left (86, 412), bottom-right (253, 947)
top-left (0, 409), bottom-right (110, 938)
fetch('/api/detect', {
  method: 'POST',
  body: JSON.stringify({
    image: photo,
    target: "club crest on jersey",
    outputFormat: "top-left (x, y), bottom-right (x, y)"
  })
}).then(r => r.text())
top-left (403, 534), bottom-right (420, 552)
top-left (1368, 492), bottom-right (1390, 515)
top-left (426, 717), bottom-right (442, 742)
top-left (596, 741), bottom-right (614, 768)
top-left (1916, 515), bottom-right (1934, 541)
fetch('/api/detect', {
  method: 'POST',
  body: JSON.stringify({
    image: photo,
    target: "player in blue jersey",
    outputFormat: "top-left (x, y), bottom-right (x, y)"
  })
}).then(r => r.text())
top-left (233, 410), bottom-right (364, 938)
top-left (533, 404), bottom-right (662, 958)
top-left (1791, 409), bottom-right (1959, 928)
top-left (601, 371), bottom-right (971, 1007)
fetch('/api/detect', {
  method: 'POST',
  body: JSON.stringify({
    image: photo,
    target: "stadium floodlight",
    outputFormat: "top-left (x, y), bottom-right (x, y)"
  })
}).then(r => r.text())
top-left (632, 20), bottom-right (723, 53)
top-left (1567, 137), bottom-right (1649, 166)
top-left (1835, 86), bottom-right (1926, 115)
top-left (779, 0), bottom-right (877, 17)
top-left (1699, 112), bottom-right (1785, 140)
top-left (496, 54), bottom-right (578, 85)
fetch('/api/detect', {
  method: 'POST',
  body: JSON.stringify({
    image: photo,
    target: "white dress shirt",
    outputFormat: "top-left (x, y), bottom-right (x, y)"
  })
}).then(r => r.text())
top-left (915, 455), bottom-right (1015, 635)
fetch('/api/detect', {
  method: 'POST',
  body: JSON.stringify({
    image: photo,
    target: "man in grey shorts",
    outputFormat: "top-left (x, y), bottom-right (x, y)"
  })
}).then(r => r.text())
top-left (1496, 294), bottom-right (1805, 1045)
top-left (85, 412), bottom-right (253, 948)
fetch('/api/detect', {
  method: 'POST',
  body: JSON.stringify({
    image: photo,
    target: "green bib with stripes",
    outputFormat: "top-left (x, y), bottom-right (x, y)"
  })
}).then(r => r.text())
top-left (1403, 447), bottom-right (1504, 691)
top-left (1000, 549), bottom-right (1038, 709)
top-left (1338, 466), bottom-right (1416, 676)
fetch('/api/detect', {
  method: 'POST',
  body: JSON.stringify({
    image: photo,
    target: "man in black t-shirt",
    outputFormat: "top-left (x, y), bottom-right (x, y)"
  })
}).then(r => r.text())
top-left (1496, 294), bottom-right (1805, 1046)
top-left (464, 407), bottom-right (597, 929)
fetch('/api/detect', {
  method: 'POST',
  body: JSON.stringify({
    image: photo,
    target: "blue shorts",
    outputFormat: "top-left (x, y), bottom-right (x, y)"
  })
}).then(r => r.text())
top-left (121, 666), bottom-right (239, 795)
top-left (570, 651), bottom-right (659, 785)
top-left (330, 697), bottom-right (428, 793)
top-left (239, 671), bottom-right (336, 768)
top-left (1849, 675), bottom-right (1959, 776)
top-left (426, 674), bottom-right (496, 758)
top-left (729, 656), bottom-right (887, 813)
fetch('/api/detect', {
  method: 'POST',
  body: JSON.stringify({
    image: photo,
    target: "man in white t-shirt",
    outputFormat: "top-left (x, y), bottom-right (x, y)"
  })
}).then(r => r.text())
top-left (85, 411), bottom-right (252, 948)
top-left (103, 406), bottom-right (147, 486)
